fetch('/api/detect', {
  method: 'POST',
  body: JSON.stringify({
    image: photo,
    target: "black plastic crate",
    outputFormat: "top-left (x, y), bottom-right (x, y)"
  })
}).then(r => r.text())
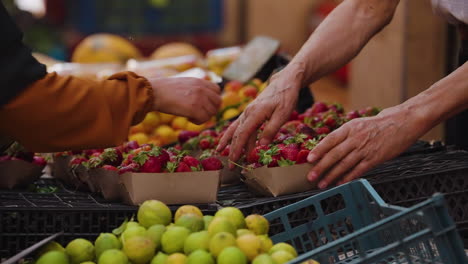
top-left (0, 181), bottom-right (217, 258)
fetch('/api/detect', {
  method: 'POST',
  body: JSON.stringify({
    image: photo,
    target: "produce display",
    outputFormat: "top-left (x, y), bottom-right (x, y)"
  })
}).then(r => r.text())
top-left (128, 78), bottom-right (267, 146)
top-left (34, 200), bottom-right (318, 264)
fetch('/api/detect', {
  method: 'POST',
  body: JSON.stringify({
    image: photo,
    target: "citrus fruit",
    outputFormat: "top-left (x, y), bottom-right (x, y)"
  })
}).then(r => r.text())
top-left (147, 224), bottom-right (166, 250)
top-left (81, 262), bottom-right (96, 264)
top-left (225, 81), bottom-right (243, 93)
top-left (209, 232), bottom-right (236, 257)
top-left (166, 253), bottom-right (188, 264)
top-left (222, 108), bottom-right (240, 120)
top-left (159, 112), bottom-right (176, 123)
top-left (270, 250), bottom-right (295, 264)
top-left (252, 254), bottom-right (275, 264)
top-left (236, 234), bottom-right (262, 261)
top-left (37, 241), bottom-right (65, 256)
top-left (172, 117), bottom-right (189, 130)
top-left (137, 200), bottom-right (172, 228)
top-left (300, 260), bottom-right (320, 264)
top-left (151, 42), bottom-right (202, 60)
top-left (208, 217), bottom-right (236, 237)
top-left (161, 226), bottom-right (191, 254)
top-left (245, 214), bottom-right (269, 235)
top-left (98, 249), bottom-right (128, 264)
top-left (175, 205), bottom-right (204, 221)
top-left (65, 238), bottom-right (94, 264)
top-left (187, 250), bottom-right (215, 264)
top-left (184, 231), bottom-right (210, 254)
top-left (215, 207), bottom-right (246, 229)
top-left (142, 112), bottom-right (161, 128)
top-left (221, 91), bottom-right (241, 109)
top-left (121, 226), bottom-right (147, 243)
top-left (72, 33), bottom-right (141, 63)
top-left (126, 221), bottom-right (142, 230)
top-left (123, 236), bottom-right (156, 264)
top-left (175, 213), bottom-right (204, 232)
top-left (154, 125), bottom-right (177, 144)
top-left (95, 233), bottom-right (122, 258)
top-left (236, 229), bottom-right (254, 237)
top-left (129, 133), bottom-right (149, 145)
top-left (36, 251), bottom-right (69, 264)
top-left (269, 243), bottom-right (298, 257)
top-left (217, 247), bottom-right (247, 264)
top-left (258, 235), bottom-right (273, 253)
top-left (151, 252), bottom-right (169, 264)
top-left (203, 215), bottom-right (214, 230)
top-left (186, 122), bottom-right (205, 132)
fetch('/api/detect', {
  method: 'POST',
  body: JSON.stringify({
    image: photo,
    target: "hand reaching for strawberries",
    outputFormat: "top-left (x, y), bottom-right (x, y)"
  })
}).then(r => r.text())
top-left (306, 105), bottom-right (429, 189)
top-left (149, 77), bottom-right (221, 125)
top-left (218, 69), bottom-right (303, 164)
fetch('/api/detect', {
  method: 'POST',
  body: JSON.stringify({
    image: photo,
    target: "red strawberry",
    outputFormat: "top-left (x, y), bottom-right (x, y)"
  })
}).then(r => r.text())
top-left (310, 102), bottom-right (329, 114)
top-left (316, 126), bottom-right (331, 135)
top-left (329, 103), bottom-right (344, 114)
top-left (295, 124), bottom-right (316, 137)
top-left (282, 120), bottom-right (302, 133)
top-left (183, 156), bottom-right (201, 169)
top-left (69, 157), bottom-right (88, 167)
top-left (346, 110), bottom-right (360, 120)
top-left (199, 138), bottom-right (214, 150)
top-left (201, 157), bottom-right (223, 171)
top-left (139, 156), bottom-right (163, 173)
top-left (101, 148), bottom-right (123, 167)
top-left (268, 156), bottom-right (280, 168)
top-left (32, 156), bottom-right (47, 167)
top-left (243, 85), bottom-right (258, 98)
top-left (102, 165), bottom-right (118, 171)
top-left (289, 110), bottom-right (299, 121)
top-left (274, 133), bottom-right (289, 143)
top-left (90, 152), bottom-right (101, 158)
top-left (176, 162), bottom-right (192, 172)
top-left (220, 145), bottom-right (230, 156)
top-left (258, 145), bottom-right (281, 167)
top-left (324, 116), bottom-right (337, 128)
top-left (133, 148), bottom-right (169, 173)
top-left (124, 141), bottom-right (139, 153)
top-left (247, 145), bottom-right (269, 163)
top-left (200, 130), bottom-right (218, 138)
top-left (118, 163), bottom-right (139, 174)
top-left (84, 149), bottom-right (103, 157)
top-left (296, 150), bottom-right (310, 164)
top-left (178, 131), bottom-right (200, 144)
top-left (0, 155), bottom-right (11, 162)
top-left (280, 146), bottom-right (299, 162)
top-left (87, 156), bottom-right (104, 169)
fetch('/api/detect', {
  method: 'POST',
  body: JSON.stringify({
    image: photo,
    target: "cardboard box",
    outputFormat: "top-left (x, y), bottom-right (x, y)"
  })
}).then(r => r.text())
top-left (243, 164), bottom-right (316, 197)
top-left (119, 170), bottom-right (221, 205)
top-left (219, 157), bottom-right (241, 185)
top-left (0, 160), bottom-right (44, 189)
top-left (88, 168), bottom-right (125, 202)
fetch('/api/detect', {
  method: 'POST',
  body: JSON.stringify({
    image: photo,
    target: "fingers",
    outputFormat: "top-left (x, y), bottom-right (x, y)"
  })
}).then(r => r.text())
top-left (338, 160), bottom-right (373, 185)
top-left (204, 88), bottom-right (222, 109)
top-left (217, 119), bottom-right (239, 152)
top-left (230, 111), bottom-right (267, 163)
top-left (306, 139), bottom-right (355, 184)
top-left (259, 108), bottom-right (289, 146)
top-left (315, 150), bottom-right (363, 189)
top-left (307, 127), bottom-right (348, 163)
top-left (203, 80), bottom-right (222, 94)
top-left (246, 133), bottom-right (257, 157)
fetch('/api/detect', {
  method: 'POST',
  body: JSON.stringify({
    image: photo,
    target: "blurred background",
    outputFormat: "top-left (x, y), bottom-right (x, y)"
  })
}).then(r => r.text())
top-left (5, 0), bottom-right (458, 141)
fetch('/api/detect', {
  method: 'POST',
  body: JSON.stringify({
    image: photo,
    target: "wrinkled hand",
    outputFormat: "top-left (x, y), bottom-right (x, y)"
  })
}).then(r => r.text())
top-left (150, 77), bottom-right (221, 124)
top-left (217, 72), bottom-right (302, 164)
top-left (307, 106), bottom-right (426, 189)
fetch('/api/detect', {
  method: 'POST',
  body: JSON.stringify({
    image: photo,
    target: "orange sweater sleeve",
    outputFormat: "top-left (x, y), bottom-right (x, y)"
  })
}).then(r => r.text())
top-left (0, 71), bottom-right (153, 152)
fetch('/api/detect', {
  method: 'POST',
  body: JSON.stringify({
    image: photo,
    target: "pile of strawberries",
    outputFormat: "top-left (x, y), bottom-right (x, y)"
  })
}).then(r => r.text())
top-left (242, 102), bottom-right (379, 168)
top-left (0, 142), bottom-right (47, 167)
top-left (61, 141), bottom-right (223, 175)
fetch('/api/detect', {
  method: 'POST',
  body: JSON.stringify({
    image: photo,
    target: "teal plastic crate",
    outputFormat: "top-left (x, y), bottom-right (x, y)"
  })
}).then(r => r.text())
top-left (264, 179), bottom-right (467, 264)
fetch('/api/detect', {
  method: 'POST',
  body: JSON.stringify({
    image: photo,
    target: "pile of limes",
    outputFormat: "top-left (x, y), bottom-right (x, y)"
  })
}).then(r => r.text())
top-left (35, 200), bottom-right (319, 264)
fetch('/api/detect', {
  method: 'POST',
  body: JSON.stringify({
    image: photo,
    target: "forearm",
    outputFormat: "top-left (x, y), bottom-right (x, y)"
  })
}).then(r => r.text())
top-left (0, 72), bottom-right (153, 152)
top-left (281, 0), bottom-right (400, 88)
top-left (396, 62), bottom-right (468, 133)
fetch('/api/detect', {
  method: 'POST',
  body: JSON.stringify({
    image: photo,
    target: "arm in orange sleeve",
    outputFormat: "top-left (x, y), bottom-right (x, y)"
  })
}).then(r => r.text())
top-left (0, 71), bottom-right (153, 152)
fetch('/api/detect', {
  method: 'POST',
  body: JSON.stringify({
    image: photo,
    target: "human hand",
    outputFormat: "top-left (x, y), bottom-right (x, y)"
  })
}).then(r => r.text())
top-left (149, 77), bottom-right (221, 124)
top-left (306, 105), bottom-right (428, 189)
top-left (217, 71), bottom-right (302, 164)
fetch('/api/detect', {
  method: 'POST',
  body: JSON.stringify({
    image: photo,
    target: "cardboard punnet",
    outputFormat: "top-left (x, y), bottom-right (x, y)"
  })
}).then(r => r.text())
top-left (119, 170), bottom-right (220, 205)
top-left (88, 168), bottom-right (125, 201)
top-left (219, 156), bottom-right (241, 185)
top-left (51, 156), bottom-right (73, 183)
top-left (243, 163), bottom-right (316, 197)
top-left (0, 160), bottom-right (44, 189)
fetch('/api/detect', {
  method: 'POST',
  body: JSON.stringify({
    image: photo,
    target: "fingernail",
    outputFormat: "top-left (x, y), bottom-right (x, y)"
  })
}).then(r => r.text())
top-left (318, 181), bottom-right (328, 189)
top-left (308, 171), bottom-right (318, 182)
top-left (307, 153), bottom-right (317, 163)
top-left (259, 139), bottom-right (269, 146)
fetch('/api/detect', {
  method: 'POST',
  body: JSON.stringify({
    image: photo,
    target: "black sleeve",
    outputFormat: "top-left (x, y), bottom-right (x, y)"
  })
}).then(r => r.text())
top-left (0, 2), bottom-right (47, 107)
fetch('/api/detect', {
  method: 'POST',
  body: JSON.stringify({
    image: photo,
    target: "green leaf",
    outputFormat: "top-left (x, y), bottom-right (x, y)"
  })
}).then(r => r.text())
top-left (190, 166), bottom-right (200, 172)
top-left (133, 153), bottom-right (149, 166)
top-left (304, 139), bottom-right (319, 150)
top-left (112, 218), bottom-right (129, 235)
top-left (278, 158), bottom-right (295, 167)
top-left (166, 162), bottom-right (177, 173)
